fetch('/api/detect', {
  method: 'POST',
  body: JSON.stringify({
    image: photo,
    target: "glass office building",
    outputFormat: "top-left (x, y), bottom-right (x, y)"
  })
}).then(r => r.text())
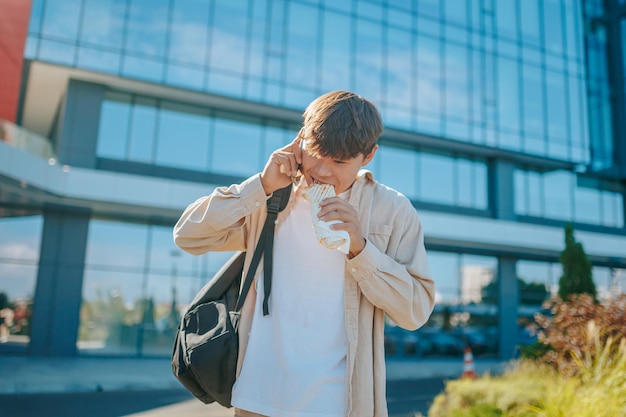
top-left (0, 0), bottom-right (624, 359)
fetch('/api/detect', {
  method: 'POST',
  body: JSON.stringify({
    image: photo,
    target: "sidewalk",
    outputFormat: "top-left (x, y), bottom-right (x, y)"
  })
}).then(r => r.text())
top-left (0, 355), bottom-right (508, 395)
top-left (0, 355), bottom-right (509, 417)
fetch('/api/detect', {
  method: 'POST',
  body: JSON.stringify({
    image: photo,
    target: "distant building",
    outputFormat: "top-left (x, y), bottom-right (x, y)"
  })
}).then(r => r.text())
top-left (461, 265), bottom-right (493, 305)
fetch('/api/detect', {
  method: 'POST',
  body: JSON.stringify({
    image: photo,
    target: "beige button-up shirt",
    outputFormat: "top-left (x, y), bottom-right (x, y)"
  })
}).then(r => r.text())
top-left (174, 170), bottom-right (435, 417)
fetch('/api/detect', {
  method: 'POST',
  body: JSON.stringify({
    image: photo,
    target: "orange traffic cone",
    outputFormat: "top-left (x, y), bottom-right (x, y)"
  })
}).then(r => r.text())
top-left (462, 346), bottom-right (477, 379)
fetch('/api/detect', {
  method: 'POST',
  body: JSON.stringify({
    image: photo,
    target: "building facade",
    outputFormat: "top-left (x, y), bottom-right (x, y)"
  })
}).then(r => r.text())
top-left (0, 0), bottom-right (624, 359)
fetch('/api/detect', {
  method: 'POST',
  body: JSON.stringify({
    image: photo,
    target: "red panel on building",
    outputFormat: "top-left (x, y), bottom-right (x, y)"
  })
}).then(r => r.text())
top-left (0, 0), bottom-right (32, 123)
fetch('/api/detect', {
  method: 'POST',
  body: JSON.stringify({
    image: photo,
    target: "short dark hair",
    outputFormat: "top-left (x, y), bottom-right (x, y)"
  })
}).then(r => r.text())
top-left (301, 90), bottom-right (383, 160)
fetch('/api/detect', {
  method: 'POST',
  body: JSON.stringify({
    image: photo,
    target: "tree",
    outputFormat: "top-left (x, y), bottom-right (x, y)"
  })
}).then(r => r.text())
top-left (481, 278), bottom-right (549, 305)
top-left (0, 292), bottom-right (9, 310)
top-left (519, 279), bottom-right (549, 305)
top-left (558, 223), bottom-right (596, 301)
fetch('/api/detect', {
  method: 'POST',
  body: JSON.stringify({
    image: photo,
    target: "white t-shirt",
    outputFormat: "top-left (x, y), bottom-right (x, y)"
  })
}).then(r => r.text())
top-left (231, 191), bottom-right (348, 417)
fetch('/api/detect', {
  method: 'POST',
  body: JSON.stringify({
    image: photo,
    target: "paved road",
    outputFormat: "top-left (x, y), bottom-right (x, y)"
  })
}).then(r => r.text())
top-left (0, 377), bottom-right (445, 417)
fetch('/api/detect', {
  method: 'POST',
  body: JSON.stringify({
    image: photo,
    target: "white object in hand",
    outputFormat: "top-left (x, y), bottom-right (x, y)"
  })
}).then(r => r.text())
top-left (303, 183), bottom-right (350, 254)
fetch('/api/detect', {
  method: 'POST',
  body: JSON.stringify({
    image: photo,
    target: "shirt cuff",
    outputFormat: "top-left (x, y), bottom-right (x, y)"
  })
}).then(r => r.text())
top-left (240, 174), bottom-right (272, 214)
top-left (346, 239), bottom-right (380, 283)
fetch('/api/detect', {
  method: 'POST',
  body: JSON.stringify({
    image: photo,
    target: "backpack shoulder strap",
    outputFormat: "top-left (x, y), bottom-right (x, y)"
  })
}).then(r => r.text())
top-left (236, 184), bottom-right (292, 314)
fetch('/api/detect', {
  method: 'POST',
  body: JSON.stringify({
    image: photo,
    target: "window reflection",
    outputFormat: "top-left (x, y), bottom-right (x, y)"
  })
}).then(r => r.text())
top-left (156, 102), bottom-right (211, 171)
top-left (516, 260), bottom-right (560, 348)
top-left (386, 252), bottom-right (499, 358)
top-left (41, 0), bottom-right (81, 40)
top-left (355, 19), bottom-right (383, 105)
top-left (77, 47), bottom-right (121, 73)
top-left (515, 168), bottom-right (624, 228)
top-left (128, 97), bottom-right (157, 163)
top-left (212, 115), bottom-right (262, 176)
top-left (376, 145), bottom-right (419, 199)
top-left (594, 266), bottom-right (626, 300)
top-left (97, 92), bottom-right (131, 159)
top-left (286, 3), bottom-right (319, 90)
top-left (373, 145), bottom-right (488, 210)
top-left (320, 11), bottom-right (351, 91)
top-left (420, 153), bottom-right (455, 205)
top-left (125, 0), bottom-right (168, 58)
top-left (28, 0), bottom-right (590, 164)
top-left (0, 215), bottom-right (43, 346)
top-left (168, 0), bottom-right (209, 66)
top-left (96, 92), bottom-right (301, 178)
top-left (80, 219), bottom-right (234, 356)
top-left (81, 0), bottom-right (125, 49)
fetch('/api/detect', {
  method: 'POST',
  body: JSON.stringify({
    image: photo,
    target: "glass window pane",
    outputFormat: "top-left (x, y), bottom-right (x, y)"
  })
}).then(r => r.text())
top-left (456, 159), bottom-right (473, 207)
top-left (0, 215), bottom-right (42, 346)
top-left (320, 11), bottom-right (351, 92)
top-left (514, 170), bottom-right (527, 214)
top-left (0, 263), bottom-right (38, 344)
top-left (546, 71), bottom-right (568, 149)
top-left (386, 28), bottom-right (413, 113)
top-left (543, 0), bottom-right (564, 54)
top-left (429, 252), bottom-right (460, 304)
top-left (285, 3), bottom-right (318, 89)
top-left (263, 124), bottom-right (294, 163)
top-left (522, 64), bottom-right (545, 138)
top-left (81, 0), bottom-right (125, 49)
top-left (355, 20), bottom-right (383, 104)
top-left (121, 56), bottom-right (164, 83)
top-left (592, 266), bottom-right (612, 300)
top-left (416, 36), bottom-right (442, 119)
top-left (41, 0), bottom-right (81, 40)
top-left (376, 145), bottom-right (418, 199)
top-left (85, 221), bottom-right (148, 269)
top-left (497, 57), bottom-right (521, 136)
top-left (420, 153), bottom-right (455, 205)
top-left (78, 269), bottom-right (143, 355)
top-left (574, 186), bottom-right (601, 224)
top-left (168, 0), bottom-right (210, 66)
top-left (543, 171), bottom-right (573, 220)
top-left (519, 0), bottom-right (540, 46)
top-left (444, 44), bottom-right (470, 124)
top-left (460, 254), bottom-right (497, 305)
top-left (97, 93), bottom-right (131, 159)
top-left (125, 0), bottom-right (169, 58)
top-left (128, 97), bottom-right (157, 163)
top-left (211, 115), bottom-right (262, 176)
top-left (527, 170), bottom-right (542, 216)
top-left (28, 0), bottom-right (44, 35)
top-left (517, 260), bottom-right (553, 305)
top-left (0, 216), bottom-right (43, 261)
top-left (77, 47), bottom-right (121, 74)
top-left (474, 162), bottom-right (488, 210)
top-left (210, 2), bottom-right (249, 75)
top-left (38, 39), bottom-right (76, 66)
top-left (155, 102), bottom-right (211, 171)
top-left (148, 227), bottom-right (196, 275)
top-left (496, 0), bottom-right (518, 40)
top-left (606, 191), bottom-right (624, 228)
top-left (165, 64), bottom-right (205, 90)
top-left (420, 251), bottom-right (499, 357)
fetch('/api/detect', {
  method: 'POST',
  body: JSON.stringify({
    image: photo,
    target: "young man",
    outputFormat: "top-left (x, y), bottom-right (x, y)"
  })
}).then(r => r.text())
top-left (174, 91), bottom-right (435, 417)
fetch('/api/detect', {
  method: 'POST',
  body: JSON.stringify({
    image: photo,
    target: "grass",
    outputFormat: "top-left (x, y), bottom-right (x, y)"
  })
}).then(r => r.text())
top-left (421, 334), bottom-right (626, 417)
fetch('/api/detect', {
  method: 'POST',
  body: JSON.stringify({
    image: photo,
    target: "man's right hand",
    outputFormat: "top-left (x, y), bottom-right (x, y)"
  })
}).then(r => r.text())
top-left (260, 137), bottom-right (302, 195)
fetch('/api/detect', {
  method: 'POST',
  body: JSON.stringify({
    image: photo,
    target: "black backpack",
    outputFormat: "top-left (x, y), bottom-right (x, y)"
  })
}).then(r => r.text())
top-left (171, 184), bottom-right (291, 407)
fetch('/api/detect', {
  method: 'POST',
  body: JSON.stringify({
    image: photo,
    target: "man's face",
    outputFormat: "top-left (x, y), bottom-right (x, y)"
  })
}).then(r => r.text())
top-left (299, 139), bottom-right (377, 195)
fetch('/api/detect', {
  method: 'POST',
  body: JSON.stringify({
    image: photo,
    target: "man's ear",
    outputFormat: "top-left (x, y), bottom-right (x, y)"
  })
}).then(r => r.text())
top-left (361, 144), bottom-right (378, 167)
